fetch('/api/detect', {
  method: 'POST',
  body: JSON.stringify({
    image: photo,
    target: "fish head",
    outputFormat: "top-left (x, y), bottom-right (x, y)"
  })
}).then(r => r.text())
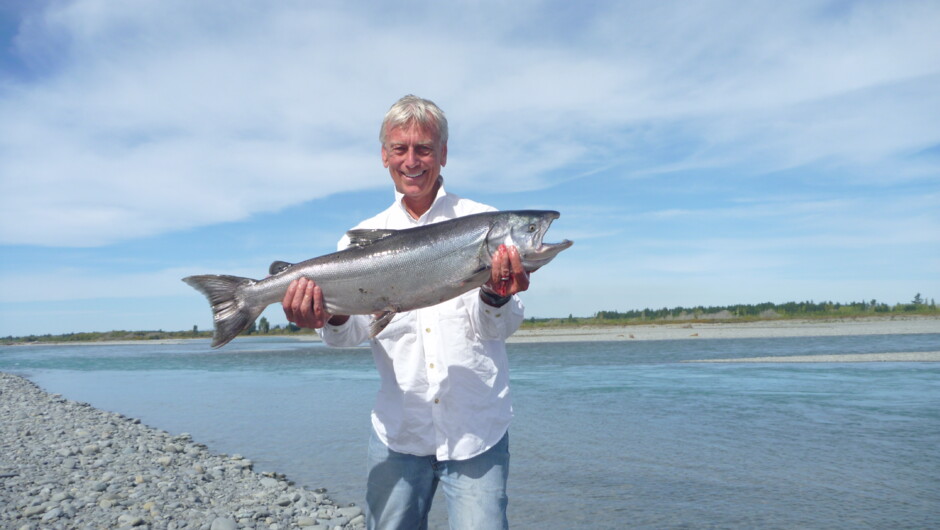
top-left (488, 210), bottom-right (573, 272)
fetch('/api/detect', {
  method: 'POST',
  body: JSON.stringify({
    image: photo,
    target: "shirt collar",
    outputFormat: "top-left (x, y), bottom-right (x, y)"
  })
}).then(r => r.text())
top-left (394, 176), bottom-right (448, 223)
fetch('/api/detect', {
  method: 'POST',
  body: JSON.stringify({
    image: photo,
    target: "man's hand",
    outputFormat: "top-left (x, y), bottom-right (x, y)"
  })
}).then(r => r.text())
top-left (483, 244), bottom-right (530, 298)
top-left (282, 278), bottom-right (348, 329)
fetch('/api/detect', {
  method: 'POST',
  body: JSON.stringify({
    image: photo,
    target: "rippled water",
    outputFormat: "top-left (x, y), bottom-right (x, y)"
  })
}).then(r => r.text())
top-left (2, 333), bottom-right (939, 528)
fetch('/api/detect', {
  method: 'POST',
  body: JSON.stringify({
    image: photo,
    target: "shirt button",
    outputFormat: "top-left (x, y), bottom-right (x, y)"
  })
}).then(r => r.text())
top-left (434, 398), bottom-right (440, 404)
top-left (425, 327), bottom-right (431, 333)
top-left (429, 363), bottom-right (435, 369)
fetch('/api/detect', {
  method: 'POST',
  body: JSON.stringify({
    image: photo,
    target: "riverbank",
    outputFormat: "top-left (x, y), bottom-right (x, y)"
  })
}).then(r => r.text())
top-left (0, 372), bottom-right (365, 529)
top-left (6, 315), bottom-right (938, 348)
top-left (508, 315), bottom-right (940, 343)
top-left (687, 351), bottom-right (940, 363)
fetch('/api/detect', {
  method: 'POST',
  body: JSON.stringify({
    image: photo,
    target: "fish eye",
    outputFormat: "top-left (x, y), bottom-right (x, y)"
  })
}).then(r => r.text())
top-left (527, 224), bottom-right (537, 233)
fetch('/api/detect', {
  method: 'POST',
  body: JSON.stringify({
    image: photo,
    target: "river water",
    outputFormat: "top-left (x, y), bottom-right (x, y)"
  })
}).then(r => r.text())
top-left (2, 333), bottom-right (938, 528)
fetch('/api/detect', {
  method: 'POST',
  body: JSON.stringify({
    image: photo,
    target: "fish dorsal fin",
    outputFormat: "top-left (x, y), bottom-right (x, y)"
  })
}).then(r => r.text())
top-left (269, 260), bottom-right (294, 275)
top-left (369, 311), bottom-right (396, 337)
top-left (346, 229), bottom-right (398, 248)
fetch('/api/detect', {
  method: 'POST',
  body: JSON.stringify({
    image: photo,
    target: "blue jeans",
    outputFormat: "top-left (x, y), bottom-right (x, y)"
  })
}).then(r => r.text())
top-left (366, 429), bottom-right (510, 530)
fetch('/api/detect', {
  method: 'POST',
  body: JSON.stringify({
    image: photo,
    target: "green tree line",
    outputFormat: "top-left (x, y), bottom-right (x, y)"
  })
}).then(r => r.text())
top-left (525, 294), bottom-right (938, 327)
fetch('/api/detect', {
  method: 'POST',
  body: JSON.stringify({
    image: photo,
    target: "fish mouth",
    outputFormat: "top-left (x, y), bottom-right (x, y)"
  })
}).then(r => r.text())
top-left (525, 239), bottom-right (574, 271)
top-left (523, 211), bottom-right (573, 272)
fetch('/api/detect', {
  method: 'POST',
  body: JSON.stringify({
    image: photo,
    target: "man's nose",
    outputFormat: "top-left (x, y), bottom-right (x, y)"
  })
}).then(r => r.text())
top-left (404, 148), bottom-right (419, 166)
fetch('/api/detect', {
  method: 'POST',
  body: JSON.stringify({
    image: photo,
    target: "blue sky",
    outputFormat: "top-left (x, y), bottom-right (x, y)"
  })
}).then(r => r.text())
top-left (1, 0), bottom-right (938, 337)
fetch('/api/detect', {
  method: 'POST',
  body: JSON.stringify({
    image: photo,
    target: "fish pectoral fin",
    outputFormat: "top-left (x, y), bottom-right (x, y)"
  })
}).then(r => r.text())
top-left (268, 260), bottom-right (294, 275)
top-left (369, 310), bottom-right (397, 338)
top-left (345, 229), bottom-right (398, 248)
top-left (459, 266), bottom-right (492, 288)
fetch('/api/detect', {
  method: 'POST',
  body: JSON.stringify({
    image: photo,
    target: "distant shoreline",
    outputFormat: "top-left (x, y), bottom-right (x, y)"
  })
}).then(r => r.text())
top-left (686, 351), bottom-right (940, 363)
top-left (5, 315), bottom-right (937, 348)
top-left (508, 314), bottom-right (940, 343)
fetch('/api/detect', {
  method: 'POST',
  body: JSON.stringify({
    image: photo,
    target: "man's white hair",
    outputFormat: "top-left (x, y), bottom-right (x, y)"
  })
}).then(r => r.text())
top-left (380, 95), bottom-right (448, 146)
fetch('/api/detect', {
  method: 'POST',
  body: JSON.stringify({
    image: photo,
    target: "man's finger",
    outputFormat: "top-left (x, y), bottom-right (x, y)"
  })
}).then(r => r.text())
top-left (283, 279), bottom-right (298, 308)
top-left (491, 245), bottom-right (506, 284)
top-left (507, 247), bottom-right (529, 293)
top-left (282, 279), bottom-right (301, 321)
top-left (291, 278), bottom-right (310, 318)
top-left (312, 283), bottom-right (329, 322)
top-left (508, 246), bottom-right (525, 275)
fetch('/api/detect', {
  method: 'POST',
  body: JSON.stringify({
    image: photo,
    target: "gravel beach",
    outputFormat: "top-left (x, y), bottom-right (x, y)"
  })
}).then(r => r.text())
top-left (0, 373), bottom-right (365, 530)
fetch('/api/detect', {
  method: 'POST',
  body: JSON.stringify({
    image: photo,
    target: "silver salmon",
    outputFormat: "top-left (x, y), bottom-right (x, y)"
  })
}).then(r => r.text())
top-left (183, 210), bottom-right (572, 348)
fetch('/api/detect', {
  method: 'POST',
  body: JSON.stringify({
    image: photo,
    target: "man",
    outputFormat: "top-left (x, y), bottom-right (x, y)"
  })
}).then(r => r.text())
top-left (282, 95), bottom-right (529, 530)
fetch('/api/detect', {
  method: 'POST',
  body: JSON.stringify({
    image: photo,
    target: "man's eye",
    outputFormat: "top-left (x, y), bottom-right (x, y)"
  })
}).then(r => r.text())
top-left (415, 146), bottom-right (432, 156)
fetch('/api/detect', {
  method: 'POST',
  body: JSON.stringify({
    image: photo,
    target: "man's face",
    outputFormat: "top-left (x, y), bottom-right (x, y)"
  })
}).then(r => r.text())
top-left (382, 123), bottom-right (447, 204)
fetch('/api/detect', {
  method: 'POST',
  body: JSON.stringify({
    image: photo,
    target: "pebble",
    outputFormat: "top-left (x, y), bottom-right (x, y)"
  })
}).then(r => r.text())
top-left (0, 372), bottom-right (365, 529)
top-left (210, 516), bottom-right (237, 530)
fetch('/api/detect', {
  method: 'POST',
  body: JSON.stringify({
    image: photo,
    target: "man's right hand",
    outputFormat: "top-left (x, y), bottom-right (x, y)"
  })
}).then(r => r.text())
top-left (282, 278), bottom-right (349, 329)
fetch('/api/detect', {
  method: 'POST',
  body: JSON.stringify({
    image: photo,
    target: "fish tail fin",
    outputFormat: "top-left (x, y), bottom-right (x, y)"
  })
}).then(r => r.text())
top-left (182, 275), bottom-right (264, 348)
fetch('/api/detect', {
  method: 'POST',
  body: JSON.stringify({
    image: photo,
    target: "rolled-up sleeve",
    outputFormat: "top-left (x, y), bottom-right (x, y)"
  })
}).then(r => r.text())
top-left (317, 314), bottom-right (371, 347)
top-left (469, 291), bottom-right (525, 341)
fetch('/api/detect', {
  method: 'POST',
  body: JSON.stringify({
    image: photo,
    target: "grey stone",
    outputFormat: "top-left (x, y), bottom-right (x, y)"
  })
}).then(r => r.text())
top-left (117, 514), bottom-right (144, 526)
top-left (326, 516), bottom-right (349, 527)
top-left (336, 506), bottom-right (363, 519)
top-left (50, 492), bottom-right (72, 503)
top-left (40, 507), bottom-right (62, 521)
top-left (276, 495), bottom-right (293, 506)
top-left (209, 517), bottom-right (237, 530)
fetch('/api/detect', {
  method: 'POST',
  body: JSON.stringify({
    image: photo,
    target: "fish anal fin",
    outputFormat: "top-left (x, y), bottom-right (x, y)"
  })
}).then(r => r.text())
top-left (369, 310), bottom-right (397, 337)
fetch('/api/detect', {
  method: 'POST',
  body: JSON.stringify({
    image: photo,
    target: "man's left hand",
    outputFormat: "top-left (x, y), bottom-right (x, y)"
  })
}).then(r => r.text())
top-left (484, 244), bottom-right (530, 298)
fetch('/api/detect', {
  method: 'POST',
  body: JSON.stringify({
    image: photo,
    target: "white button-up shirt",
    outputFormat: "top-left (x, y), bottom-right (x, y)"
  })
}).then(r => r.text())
top-left (318, 181), bottom-right (525, 460)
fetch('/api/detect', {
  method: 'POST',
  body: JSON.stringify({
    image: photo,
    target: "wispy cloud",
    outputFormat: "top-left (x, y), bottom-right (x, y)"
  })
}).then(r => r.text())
top-left (2, 0), bottom-right (938, 248)
top-left (0, 266), bottom-right (196, 303)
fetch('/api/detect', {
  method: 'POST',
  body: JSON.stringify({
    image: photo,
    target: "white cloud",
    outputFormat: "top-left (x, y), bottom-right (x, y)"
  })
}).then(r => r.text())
top-left (0, 266), bottom-right (198, 303)
top-left (1, 0), bottom-right (938, 248)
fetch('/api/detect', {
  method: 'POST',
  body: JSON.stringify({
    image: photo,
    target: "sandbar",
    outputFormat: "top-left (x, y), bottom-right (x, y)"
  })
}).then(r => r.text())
top-left (686, 351), bottom-right (940, 363)
top-left (507, 315), bottom-right (940, 343)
